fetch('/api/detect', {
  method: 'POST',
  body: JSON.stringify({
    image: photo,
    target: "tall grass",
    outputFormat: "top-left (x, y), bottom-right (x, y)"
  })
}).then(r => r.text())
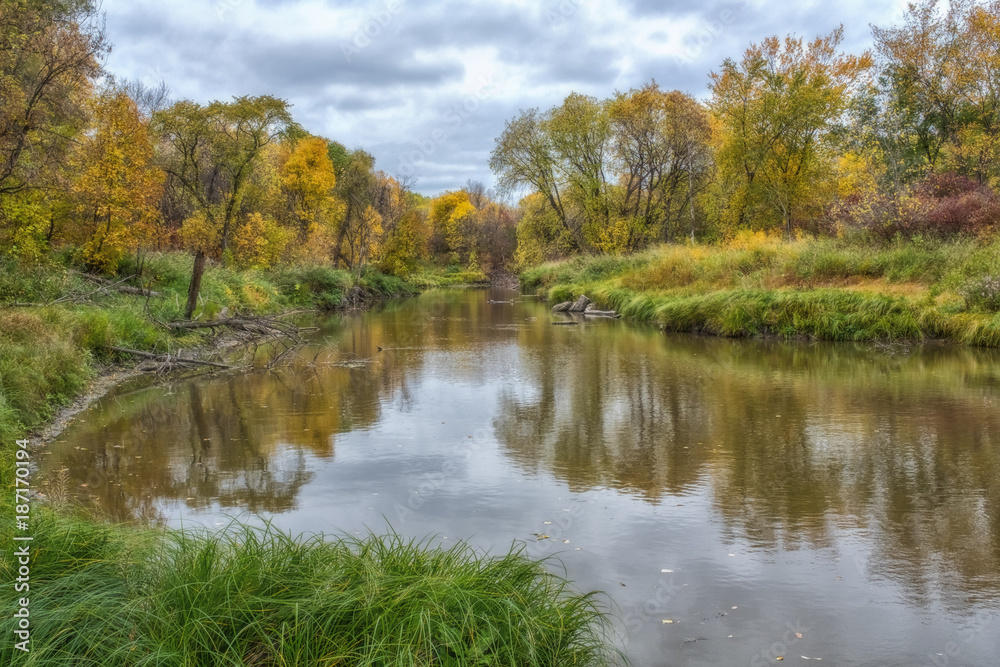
top-left (0, 514), bottom-right (621, 666)
top-left (526, 233), bottom-right (1000, 346)
top-left (0, 251), bottom-right (424, 495)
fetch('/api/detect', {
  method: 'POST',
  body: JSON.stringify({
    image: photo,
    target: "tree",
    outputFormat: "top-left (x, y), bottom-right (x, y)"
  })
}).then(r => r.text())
top-left (331, 149), bottom-right (377, 266)
top-left (152, 95), bottom-right (293, 318)
top-left (710, 27), bottom-right (872, 237)
top-left (429, 190), bottom-right (477, 262)
top-left (0, 0), bottom-right (107, 258)
top-left (608, 83), bottom-right (712, 247)
top-left (0, 0), bottom-right (106, 196)
top-left (547, 92), bottom-right (613, 237)
top-left (873, 0), bottom-right (1000, 184)
top-left (71, 87), bottom-right (164, 272)
top-left (280, 135), bottom-right (338, 240)
top-left (490, 108), bottom-right (581, 249)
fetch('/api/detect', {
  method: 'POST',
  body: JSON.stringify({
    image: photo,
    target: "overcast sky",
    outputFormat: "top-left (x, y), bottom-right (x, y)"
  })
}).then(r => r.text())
top-left (101, 0), bottom-right (910, 196)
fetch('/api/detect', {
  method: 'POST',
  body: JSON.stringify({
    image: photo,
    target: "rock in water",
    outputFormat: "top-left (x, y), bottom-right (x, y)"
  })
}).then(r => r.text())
top-left (567, 295), bottom-right (592, 312)
top-left (552, 301), bottom-right (573, 312)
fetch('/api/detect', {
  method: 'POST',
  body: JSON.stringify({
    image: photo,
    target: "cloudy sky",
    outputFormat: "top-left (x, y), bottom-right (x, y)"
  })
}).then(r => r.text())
top-left (101, 0), bottom-right (910, 196)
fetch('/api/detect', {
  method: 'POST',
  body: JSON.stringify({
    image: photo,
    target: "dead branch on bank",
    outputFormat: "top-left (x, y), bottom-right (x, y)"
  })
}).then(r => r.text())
top-left (78, 273), bottom-right (161, 297)
top-left (110, 346), bottom-right (233, 370)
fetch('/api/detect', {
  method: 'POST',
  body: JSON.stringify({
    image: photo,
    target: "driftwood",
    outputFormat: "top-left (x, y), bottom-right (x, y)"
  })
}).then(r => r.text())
top-left (583, 309), bottom-right (619, 318)
top-left (165, 316), bottom-right (303, 337)
top-left (110, 346), bottom-right (232, 369)
top-left (80, 273), bottom-right (161, 298)
top-left (551, 321), bottom-right (579, 326)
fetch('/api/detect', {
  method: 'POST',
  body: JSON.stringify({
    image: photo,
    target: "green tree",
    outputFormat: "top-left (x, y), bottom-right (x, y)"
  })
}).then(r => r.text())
top-left (710, 27), bottom-right (871, 237)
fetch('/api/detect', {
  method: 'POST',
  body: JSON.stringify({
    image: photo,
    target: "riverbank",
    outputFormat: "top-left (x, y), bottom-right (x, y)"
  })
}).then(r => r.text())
top-left (522, 233), bottom-right (1000, 346)
top-left (0, 256), bottom-right (621, 666)
top-left (0, 253), bottom-right (418, 454)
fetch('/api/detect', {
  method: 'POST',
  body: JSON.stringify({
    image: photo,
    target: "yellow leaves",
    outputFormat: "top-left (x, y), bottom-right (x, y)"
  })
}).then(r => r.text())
top-left (281, 136), bottom-right (338, 232)
top-left (70, 88), bottom-right (164, 272)
top-left (230, 212), bottom-right (290, 270)
top-left (179, 210), bottom-right (221, 254)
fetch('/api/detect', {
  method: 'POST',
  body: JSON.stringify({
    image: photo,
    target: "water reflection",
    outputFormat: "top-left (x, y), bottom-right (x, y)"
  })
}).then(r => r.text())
top-left (495, 329), bottom-right (1000, 602)
top-left (41, 288), bottom-right (1000, 662)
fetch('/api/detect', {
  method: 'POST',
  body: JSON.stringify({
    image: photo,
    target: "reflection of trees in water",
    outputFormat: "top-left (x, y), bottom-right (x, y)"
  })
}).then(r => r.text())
top-left (43, 290), bottom-right (528, 524)
top-left (495, 327), bottom-right (1000, 599)
top-left (45, 358), bottom-right (388, 522)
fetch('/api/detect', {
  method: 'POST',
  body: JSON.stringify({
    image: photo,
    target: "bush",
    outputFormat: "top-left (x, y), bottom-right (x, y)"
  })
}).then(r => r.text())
top-left (960, 275), bottom-right (1000, 312)
top-left (835, 172), bottom-right (1000, 239)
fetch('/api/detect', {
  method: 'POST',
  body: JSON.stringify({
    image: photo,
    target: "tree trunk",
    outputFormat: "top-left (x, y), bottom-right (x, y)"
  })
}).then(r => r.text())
top-left (185, 250), bottom-right (207, 319)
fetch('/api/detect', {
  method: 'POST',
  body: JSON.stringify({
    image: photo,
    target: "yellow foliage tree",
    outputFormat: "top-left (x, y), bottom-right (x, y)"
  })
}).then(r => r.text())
top-left (230, 212), bottom-right (290, 269)
top-left (72, 88), bottom-right (163, 273)
top-left (280, 136), bottom-right (339, 239)
top-left (710, 27), bottom-right (872, 238)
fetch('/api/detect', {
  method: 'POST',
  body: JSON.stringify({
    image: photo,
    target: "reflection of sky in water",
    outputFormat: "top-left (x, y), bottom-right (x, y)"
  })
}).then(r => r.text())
top-left (42, 288), bottom-right (1000, 666)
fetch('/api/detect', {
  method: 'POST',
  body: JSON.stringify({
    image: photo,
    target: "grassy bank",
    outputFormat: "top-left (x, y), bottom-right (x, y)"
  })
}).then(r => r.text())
top-left (0, 252), bottom-right (422, 513)
top-left (405, 266), bottom-right (491, 289)
top-left (1, 514), bottom-right (618, 666)
top-left (0, 253), bottom-right (620, 665)
top-left (523, 233), bottom-right (1000, 346)
top-left (0, 252), bottom-right (418, 444)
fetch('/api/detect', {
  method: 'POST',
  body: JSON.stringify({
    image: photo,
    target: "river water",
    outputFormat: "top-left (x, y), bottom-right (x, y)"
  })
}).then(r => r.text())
top-left (39, 287), bottom-right (1000, 665)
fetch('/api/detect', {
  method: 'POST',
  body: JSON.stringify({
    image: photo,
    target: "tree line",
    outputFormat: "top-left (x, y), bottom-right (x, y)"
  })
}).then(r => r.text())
top-left (0, 0), bottom-right (518, 317)
top-left (491, 0), bottom-right (1000, 265)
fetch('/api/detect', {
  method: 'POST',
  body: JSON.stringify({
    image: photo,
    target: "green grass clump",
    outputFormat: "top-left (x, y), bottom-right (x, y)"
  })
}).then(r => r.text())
top-left (524, 234), bottom-right (1000, 346)
top-left (407, 267), bottom-right (491, 289)
top-left (1, 515), bottom-right (620, 667)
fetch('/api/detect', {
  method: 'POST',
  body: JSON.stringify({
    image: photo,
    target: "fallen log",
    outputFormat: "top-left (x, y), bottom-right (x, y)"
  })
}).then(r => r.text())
top-left (110, 346), bottom-right (232, 369)
top-left (166, 317), bottom-right (298, 334)
top-left (582, 309), bottom-right (619, 318)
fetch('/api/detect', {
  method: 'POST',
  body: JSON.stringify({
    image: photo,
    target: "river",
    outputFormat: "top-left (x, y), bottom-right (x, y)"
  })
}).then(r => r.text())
top-left (39, 287), bottom-right (1000, 665)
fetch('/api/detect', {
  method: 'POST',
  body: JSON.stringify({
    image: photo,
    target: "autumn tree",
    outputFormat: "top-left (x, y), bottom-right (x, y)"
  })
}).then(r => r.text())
top-left (607, 83), bottom-right (712, 248)
top-left (873, 0), bottom-right (1000, 184)
top-left (709, 27), bottom-right (871, 237)
top-left (152, 95), bottom-right (293, 317)
top-left (331, 149), bottom-right (376, 266)
top-left (429, 190), bottom-right (477, 263)
top-left (490, 108), bottom-right (582, 249)
top-left (547, 92), bottom-right (613, 236)
top-left (280, 135), bottom-right (339, 241)
top-left (70, 87), bottom-right (164, 272)
top-left (0, 0), bottom-right (107, 257)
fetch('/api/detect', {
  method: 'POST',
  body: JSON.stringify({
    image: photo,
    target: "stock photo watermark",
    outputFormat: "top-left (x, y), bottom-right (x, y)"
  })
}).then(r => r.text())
top-left (397, 75), bottom-right (502, 178)
top-left (11, 439), bottom-right (33, 654)
top-left (341, 0), bottom-right (409, 63)
top-left (677, 1), bottom-right (751, 64)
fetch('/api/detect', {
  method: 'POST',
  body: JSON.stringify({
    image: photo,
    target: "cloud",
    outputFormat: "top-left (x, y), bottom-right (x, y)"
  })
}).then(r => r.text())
top-left (101, 0), bottom-right (910, 196)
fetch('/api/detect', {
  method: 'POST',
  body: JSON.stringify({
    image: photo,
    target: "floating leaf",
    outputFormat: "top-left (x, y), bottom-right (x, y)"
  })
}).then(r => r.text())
top-left (661, 619), bottom-right (674, 624)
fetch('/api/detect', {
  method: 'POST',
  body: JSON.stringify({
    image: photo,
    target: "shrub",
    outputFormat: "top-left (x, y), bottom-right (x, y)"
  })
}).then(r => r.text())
top-left (960, 275), bottom-right (1000, 312)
